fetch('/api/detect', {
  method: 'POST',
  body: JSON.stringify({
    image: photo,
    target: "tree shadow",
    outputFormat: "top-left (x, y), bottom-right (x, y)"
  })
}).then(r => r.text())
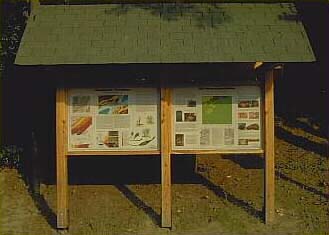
top-left (106, 3), bottom-right (231, 29)
top-left (115, 185), bottom-right (161, 226)
top-left (278, 11), bottom-right (301, 22)
top-left (276, 126), bottom-right (328, 157)
top-left (197, 174), bottom-right (263, 220)
top-left (276, 171), bottom-right (329, 200)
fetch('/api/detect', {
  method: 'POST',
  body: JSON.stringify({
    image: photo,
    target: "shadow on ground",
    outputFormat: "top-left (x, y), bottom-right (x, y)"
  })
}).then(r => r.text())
top-left (276, 126), bottom-right (328, 157)
top-left (115, 184), bottom-right (161, 226)
top-left (197, 174), bottom-right (263, 219)
top-left (275, 171), bottom-right (329, 200)
top-left (280, 117), bottom-right (328, 139)
top-left (222, 155), bottom-right (264, 169)
top-left (30, 155), bottom-right (267, 227)
top-left (30, 192), bottom-right (57, 229)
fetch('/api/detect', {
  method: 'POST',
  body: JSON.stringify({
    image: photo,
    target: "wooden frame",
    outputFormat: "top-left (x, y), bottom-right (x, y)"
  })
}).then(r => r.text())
top-left (67, 150), bottom-right (160, 156)
top-left (171, 149), bottom-right (264, 155)
top-left (56, 88), bottom-right (69, 229)
top-left (55, 75), bottom-right (276, 229)
top-left (264, 69), bottom-right (275, 224)
top-left (56, 88), bottom-right (163, 229)
top-left (161, 87), bottom-right (172, 227)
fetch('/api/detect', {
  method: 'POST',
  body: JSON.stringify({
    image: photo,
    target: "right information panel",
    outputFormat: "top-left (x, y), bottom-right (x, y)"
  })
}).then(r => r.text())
top-left (172, 86), bottom-right (262, 150)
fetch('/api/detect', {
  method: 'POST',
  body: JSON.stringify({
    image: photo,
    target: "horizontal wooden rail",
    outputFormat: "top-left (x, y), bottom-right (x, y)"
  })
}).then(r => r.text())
top-left (67, 150), bottom-right (161, 156)
top-left (171, 149), bottom-right (264, 155)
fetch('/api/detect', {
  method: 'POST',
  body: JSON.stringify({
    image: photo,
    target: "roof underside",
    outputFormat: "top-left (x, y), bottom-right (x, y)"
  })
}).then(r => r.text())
top-left (15, 3), bottom-right (315, 65)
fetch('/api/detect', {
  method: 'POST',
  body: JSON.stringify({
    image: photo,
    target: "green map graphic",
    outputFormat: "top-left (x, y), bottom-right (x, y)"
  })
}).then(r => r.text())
top-left (202, 96), bottom-right (232, 124)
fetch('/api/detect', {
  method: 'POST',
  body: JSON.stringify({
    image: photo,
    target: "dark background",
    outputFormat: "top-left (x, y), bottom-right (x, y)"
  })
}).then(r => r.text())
top-left (1, 1), bottom-right (328, 186)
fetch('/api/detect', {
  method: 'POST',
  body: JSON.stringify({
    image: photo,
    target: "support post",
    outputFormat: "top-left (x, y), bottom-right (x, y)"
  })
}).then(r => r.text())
top-left (161, 87), bottom-right (172, 228)
top-left (56, 88), bottom-right (69, 229)
top-left (264, 70), bottom-right (275, 224)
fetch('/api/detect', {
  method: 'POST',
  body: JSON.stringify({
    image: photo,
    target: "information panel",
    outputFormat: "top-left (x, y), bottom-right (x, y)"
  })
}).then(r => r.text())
top-left (68, 88), bottom-right (159, 151)
top-left (172, 86), bottom-right (262, 150)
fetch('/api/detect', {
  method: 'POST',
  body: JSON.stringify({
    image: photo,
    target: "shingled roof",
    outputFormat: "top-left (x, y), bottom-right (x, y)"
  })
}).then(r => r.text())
top-left (15, 3), bottom-right (315, 65)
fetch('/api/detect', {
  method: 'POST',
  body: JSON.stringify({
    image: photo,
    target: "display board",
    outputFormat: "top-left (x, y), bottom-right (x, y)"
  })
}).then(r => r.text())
top-left (68, 88), bottom-right (159, 151)
top-left (172, 86), bottom-right (262, 150)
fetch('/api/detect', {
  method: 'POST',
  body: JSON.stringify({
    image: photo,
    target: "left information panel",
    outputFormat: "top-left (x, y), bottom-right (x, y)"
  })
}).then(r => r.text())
top-left (68, 88), bottom-right (160, 151)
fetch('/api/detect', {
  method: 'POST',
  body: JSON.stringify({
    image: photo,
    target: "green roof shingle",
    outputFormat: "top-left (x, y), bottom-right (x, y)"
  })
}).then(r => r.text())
top-left (15, 3), bottom-right (315, 65)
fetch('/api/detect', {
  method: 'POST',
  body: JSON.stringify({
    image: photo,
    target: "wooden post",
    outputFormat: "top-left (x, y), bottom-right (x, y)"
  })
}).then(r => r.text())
top-left (264, 70), bottom-right (275, 224)
top-left (56, 88), bottom-right (69, 229)
top-left (161, 87), bottom-right (172, 228)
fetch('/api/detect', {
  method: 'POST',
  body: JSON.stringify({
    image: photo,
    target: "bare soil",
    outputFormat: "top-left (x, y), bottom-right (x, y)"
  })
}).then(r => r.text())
top-left (1, 120), bottom-right (328, 235)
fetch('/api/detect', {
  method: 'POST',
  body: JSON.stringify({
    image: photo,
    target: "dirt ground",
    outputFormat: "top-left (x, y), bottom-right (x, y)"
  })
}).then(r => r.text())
top-left (1, 119), bottom-right (328, 235)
